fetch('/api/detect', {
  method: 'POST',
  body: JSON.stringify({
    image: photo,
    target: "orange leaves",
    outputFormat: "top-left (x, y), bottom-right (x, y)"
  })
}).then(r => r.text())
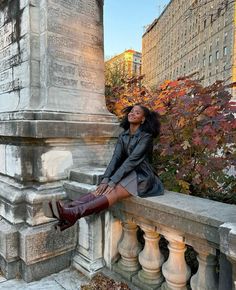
top-left (177, 117), bottom-right (186, 128)
top-left (204, 106), bottom-right (220, 117)
top-left (105, 74), bottom-right (236, 203)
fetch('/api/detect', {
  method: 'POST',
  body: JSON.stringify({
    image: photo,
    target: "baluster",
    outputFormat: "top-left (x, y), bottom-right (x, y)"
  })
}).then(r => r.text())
top-left (134, 225), bottom-right (164, 289)
top-left (161, 235), bottom-right (191, 290)
top-left (114, 221), bottom-right (141, 280)
top-left (190, 252), bottom-right (218, 290)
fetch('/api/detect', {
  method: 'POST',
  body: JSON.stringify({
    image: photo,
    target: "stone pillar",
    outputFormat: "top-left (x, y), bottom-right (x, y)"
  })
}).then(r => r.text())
top-left (219, 223), bottom-right (236, 290)
top-left (190, 253), bottom-right (218, 290)
top-left (161, 235), bottom-right (191, 290)
top-left (0, 0), bottom-right (117, 281)
top-left (185, 238), bottom-right (218, 290)
top-left (132, 224), bottom-right (164, 290)
top-left (113, 221), bottom-right (142, 281)
top-left (73, 214), bottom-right (105, 278)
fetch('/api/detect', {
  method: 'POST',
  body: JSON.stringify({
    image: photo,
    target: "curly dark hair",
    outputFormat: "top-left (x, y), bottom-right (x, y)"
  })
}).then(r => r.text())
top-left (120, 104), bottom-right (161, 138)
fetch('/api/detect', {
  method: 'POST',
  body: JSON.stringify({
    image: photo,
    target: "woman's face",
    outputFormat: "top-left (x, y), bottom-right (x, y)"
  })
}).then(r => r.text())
top-left (128, 105), bottom-right (145, 125)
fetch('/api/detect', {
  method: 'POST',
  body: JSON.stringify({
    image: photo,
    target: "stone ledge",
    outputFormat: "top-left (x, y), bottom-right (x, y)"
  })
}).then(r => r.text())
top-left (112, 191), bottom-right (236, 246)
top-left (0, 120), bottom-right (120, 138)
top-left (0, 111), bottom-right (117, 122)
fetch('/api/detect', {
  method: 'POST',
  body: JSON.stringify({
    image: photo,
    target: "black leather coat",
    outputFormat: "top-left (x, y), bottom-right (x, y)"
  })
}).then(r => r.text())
top-left (102, 128), bottom-right (164, 197)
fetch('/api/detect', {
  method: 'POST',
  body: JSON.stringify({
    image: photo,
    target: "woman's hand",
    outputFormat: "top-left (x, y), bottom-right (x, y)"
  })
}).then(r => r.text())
top-left (101, 185), bottom-right (113, 195)
top-left (95, 183), bottom-right (108, 196)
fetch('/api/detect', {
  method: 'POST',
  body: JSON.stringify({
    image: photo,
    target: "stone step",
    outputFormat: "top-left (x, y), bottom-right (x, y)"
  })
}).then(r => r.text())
top-left (69, 167), bottom-right (106, 185)
top-left (63, 181), bottom-right (97, 200)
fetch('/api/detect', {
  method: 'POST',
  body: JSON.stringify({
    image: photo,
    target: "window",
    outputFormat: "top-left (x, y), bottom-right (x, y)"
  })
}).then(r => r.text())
top-left (216, 50), bottom-right (219, 60)
top-left (203, 58), bottom-right (206, 66)
top-left (209, 55), bottom-right (212, 64)
top-left (224, 33), bottom-right (228, 43)
top-left (204, 19), bottom-right (207, 29)
top-left (223, 46), bottom-right (228, 56)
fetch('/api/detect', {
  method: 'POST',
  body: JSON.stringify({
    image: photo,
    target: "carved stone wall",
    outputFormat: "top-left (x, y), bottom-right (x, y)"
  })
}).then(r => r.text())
top-left (0, 0), bottom-right (118, 282)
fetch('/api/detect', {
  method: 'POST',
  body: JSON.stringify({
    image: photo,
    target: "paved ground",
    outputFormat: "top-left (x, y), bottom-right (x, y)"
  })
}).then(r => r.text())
top-left (0, 267), bottom-right (141, 290)
top-left (0, 268), bottom-right (89, 290)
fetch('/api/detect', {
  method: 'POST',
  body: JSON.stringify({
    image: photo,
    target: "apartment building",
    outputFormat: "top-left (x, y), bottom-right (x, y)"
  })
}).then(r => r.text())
top-left (142, 0), bottom-right (236, 96)
top-left (105, 49), bottom-right (142, 78)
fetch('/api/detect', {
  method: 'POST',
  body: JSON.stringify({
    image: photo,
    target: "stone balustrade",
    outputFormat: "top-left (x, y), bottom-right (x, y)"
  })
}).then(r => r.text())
top-left (104, 190), bottom-right (236, 290)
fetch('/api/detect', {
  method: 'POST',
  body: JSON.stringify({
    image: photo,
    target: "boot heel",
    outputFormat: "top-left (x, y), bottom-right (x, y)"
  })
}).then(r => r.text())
top-left (54, 220), bottom-right (74, 232)
top-left (51, 199), bottom-right (61, 219)
top-left (43, 201), bottom-right (55, 218)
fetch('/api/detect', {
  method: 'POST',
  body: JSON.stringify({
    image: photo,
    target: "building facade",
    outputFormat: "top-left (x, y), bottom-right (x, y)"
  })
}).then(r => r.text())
top-left (142, 0), bottom-right (236, 94)
top-left (105, 49), bottom-right (142, 79)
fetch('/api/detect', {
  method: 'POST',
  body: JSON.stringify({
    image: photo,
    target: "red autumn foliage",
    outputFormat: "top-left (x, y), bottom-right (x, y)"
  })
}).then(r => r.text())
top-left (105, 75), bottom-right (236, 204)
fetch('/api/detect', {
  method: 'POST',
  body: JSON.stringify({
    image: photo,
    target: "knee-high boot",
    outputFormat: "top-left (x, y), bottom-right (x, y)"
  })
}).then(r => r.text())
top-left (56, 195), bottom-right (109, 229)
top-left (64, 192), bottom-right (96, 208)
top-left (43, 192), bottom-right (97, 219)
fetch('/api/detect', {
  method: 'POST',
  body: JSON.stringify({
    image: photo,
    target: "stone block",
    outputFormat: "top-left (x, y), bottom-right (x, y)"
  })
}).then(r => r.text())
top-left (20, 251), bottom-right (73, 282)
top-left (64, 181), bottom-right (96, 200)
top-left (0, 219), bottom-right (19, 261)
top-left (19, 223), bottom-right (77, 265)
top-left (0, 255), bottom-right (20, 280)
top-left (69, 167), bottom-right (105, 185)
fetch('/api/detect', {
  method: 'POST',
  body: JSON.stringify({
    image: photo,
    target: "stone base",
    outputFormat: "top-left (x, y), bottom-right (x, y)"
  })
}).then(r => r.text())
top-left (0, 256), bottom-right (20, 280)
top-left (112, 261), bottom-right (140, 282)
top-left (161, 282), bottom-right (190, 290)
top-left (73, 253), bottom-right (105, 278)
top-left (20, 251), bottom-right (73, 282)
top-left (132, 270), bottom-right (163, 290)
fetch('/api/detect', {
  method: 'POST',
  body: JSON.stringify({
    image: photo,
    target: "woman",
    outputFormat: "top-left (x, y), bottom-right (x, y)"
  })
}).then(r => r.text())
top-left (45, 104), bottom-right (164, 230)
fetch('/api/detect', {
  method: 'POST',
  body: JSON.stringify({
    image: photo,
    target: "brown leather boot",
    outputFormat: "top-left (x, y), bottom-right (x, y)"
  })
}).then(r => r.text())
top-left (64, 192), bottom-right (96, 208)
top-left (56, 195), bottom-right (109, 227)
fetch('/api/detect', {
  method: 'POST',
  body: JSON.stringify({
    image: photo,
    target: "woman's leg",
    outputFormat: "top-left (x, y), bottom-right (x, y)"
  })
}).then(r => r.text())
top-left (43, 192), bottom-right (97, 218)
top-left (55, 185), bottom-right (131, 230)
top-left (104, 185), bottom-right (131, 206)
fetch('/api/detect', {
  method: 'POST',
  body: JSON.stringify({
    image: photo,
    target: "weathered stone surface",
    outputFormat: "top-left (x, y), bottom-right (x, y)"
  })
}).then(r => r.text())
top-left (19, 223), bottom-right (77, 265)
top-left (104, 212), bottom-right (122, 269)
top-left (112, 191), bottom-right (236, 246)
top-left (0, 220), bottom-right (19, 261)
top-left (69, 167), bottom-right (106, 185)
top-left (20, 251), bottom-right (73, 283)
top-left (0, 255), bottom-right (20, 280)
top-left (0, 134), bottom-right (117, 183)
top-left (219, 223), bottom-right (236, 290)
top-left (0, 0), bottom-right (118, 283)
top-left (73, 213), bottom-right (105, 277)
top-left (219, 223), bottom-right (236, 260)
top-left (0, 267), bottom-right (90, 289)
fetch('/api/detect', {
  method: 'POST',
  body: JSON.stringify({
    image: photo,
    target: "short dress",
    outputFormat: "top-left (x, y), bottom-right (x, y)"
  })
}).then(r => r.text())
top-left (119, 170), bottom-right (138, 196)
top-left (102, 129), bottom-right (164, 198)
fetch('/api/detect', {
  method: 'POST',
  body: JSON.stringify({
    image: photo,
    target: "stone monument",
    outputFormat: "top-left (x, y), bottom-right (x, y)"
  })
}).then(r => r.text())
top-left (0, 0), bottom-right (118, 282)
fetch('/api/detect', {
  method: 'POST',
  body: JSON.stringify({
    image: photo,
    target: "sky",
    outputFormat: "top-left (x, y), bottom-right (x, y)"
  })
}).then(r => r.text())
top-left (104, 0), bottom-right (170, 59)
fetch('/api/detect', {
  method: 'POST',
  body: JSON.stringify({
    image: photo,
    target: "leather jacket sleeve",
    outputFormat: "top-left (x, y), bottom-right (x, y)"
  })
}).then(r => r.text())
top-left (101, 134), bottom-right (124, 182)
top-left (109, 133), bottom-right (152, 185)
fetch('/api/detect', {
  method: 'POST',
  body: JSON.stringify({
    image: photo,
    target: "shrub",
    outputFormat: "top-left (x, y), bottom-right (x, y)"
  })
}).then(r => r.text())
top-left (106, 76), bottom-right (236, 204)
